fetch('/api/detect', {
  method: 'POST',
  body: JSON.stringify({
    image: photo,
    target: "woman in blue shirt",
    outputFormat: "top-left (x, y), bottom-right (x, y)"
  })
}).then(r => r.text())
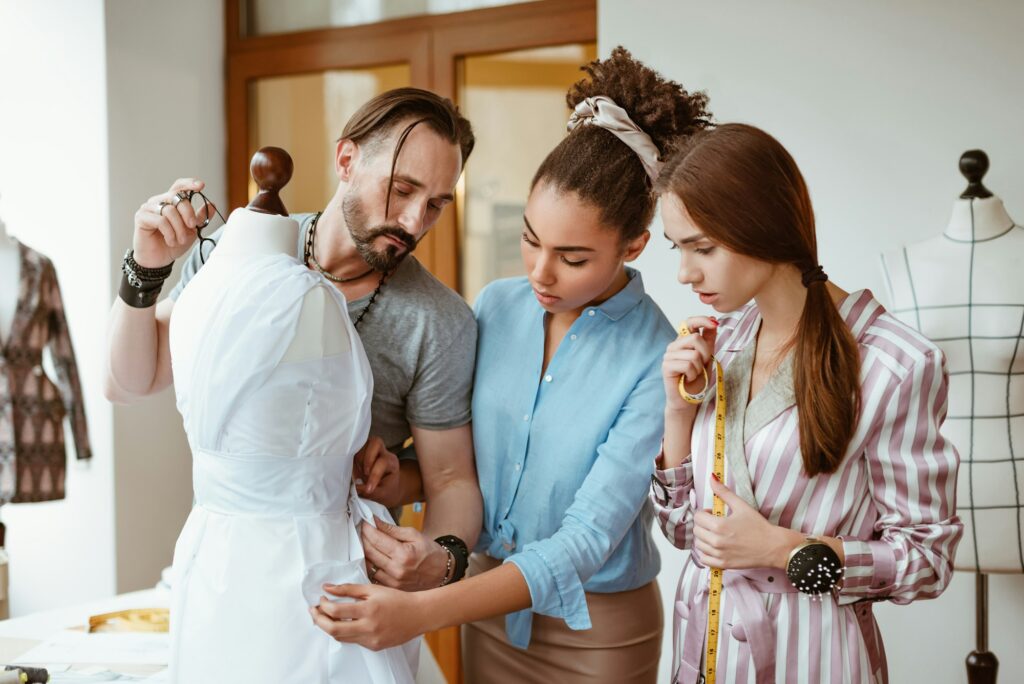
top-left (313, 47), bottom-right (712, 683)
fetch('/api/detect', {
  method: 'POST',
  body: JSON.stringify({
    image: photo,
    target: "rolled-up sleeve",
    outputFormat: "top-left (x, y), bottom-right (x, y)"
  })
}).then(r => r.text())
top-left (651, 453), bottom-right (695, 550)
top-left (505, 370), bottom-right (665, 645)
top-left (839, 349), bottom-right (962, 603)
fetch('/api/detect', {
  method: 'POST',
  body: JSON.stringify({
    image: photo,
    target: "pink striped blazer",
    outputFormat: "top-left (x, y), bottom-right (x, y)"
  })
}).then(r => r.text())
top-left (652, 290), bottom-right (962, 684)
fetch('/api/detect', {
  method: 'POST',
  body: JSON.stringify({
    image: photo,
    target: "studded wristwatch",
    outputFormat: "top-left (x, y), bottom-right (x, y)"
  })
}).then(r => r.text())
top-left (785, 536), bottom-right (844, 597)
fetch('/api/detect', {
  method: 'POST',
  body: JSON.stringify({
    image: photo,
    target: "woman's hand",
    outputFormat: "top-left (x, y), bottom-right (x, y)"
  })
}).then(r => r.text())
top-left (310, 583), bottom-right (430, 651)
top-left (662, 315), bottom-right (718, 412)
top-left (132, 178), bottom-right (215, 268)
top-left (693, 474), bottom-right (803, 570)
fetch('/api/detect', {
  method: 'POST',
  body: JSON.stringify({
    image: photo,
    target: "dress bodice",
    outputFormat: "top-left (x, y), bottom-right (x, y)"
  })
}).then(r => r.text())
top-left (170, 251), bottom-right (372, 516)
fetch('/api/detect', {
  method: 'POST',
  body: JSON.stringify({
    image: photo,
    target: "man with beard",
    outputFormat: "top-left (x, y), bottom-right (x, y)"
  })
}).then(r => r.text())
top-left (105, 88), bottom-right (483, 592)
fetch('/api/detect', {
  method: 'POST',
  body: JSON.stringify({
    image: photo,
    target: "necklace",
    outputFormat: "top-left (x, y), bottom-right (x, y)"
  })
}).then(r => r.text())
top-left (303, 211), bottom-right (389, 330)
top-left (305, 211), bottom-right (374, 283)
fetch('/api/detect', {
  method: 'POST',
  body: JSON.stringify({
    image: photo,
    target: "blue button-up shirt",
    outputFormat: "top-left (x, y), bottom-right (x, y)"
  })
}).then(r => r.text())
top-left (472, 269), bottom-right (675, 648)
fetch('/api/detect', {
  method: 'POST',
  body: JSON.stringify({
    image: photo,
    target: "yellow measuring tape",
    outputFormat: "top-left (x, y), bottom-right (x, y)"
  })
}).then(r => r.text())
top-left (677, 322), bottom-right (726, 684)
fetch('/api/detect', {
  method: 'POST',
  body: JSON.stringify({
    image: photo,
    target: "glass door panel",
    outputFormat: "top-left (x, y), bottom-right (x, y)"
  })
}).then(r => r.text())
top-left (248, 64), bottom-right (411, 214)
top-left (457, 43), bottom-right (597, 303)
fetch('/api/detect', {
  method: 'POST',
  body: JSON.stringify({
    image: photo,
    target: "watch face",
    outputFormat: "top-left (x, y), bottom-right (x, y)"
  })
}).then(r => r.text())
top-left (788, 543), bottom-right (843, 596)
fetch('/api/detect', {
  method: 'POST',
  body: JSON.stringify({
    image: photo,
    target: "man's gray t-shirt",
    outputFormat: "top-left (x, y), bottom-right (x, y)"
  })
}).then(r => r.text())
top-left (169, 213), bottom-right (477, 452)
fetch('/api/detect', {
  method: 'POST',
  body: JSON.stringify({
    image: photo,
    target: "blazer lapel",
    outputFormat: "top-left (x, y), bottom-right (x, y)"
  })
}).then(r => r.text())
top-left (723, 342), bottom-right (757, 508)
top-left (745, 353), bottom-right (797, 441)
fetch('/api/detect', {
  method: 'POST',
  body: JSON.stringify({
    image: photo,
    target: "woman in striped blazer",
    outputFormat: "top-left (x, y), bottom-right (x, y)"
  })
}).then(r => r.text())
top-left (651, 123), bottom-right (962, 683)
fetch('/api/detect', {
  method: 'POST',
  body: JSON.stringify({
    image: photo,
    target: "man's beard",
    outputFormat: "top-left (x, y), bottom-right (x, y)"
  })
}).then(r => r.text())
top-left (341, 189), bottom-right (417, 273)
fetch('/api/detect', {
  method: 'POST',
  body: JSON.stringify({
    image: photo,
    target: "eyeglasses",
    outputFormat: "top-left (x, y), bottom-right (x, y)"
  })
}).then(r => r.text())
top-left (177, 189), bottom-right (226, 264)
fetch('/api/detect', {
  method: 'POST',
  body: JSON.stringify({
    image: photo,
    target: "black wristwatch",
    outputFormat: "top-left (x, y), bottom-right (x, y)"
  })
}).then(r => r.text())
top-left (435, 535), bottom-right (469, 585)
top-left (786, 537), bottom-right (844, 596)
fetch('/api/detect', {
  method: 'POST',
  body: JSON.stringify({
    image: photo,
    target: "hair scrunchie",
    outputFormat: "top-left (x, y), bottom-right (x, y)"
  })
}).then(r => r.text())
top-left (801, 265), bottom-right (829, 287)
top-left (567, 95), bottom-right (663, 182)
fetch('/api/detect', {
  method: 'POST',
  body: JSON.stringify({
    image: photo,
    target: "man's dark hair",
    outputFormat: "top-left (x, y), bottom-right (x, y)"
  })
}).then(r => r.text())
top-left (341, 88), bottom-right (475, 217)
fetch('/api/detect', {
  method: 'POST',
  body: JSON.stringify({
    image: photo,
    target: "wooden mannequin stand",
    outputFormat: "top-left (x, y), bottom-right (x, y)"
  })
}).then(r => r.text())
top-left (967, 574), bottom-right (997, 684)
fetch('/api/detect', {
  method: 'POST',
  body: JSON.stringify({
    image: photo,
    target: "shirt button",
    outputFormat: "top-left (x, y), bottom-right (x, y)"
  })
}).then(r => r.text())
top-left (544, 375), bottom-right (552, 383)
top-left (514, 463), bottom-right (522, 471)
top-left (523, 414), bottom-right (529, 421)
top-left (587, 310), bottom-right (595, 317)
top-left (570, 334), bottom-right (577, 340)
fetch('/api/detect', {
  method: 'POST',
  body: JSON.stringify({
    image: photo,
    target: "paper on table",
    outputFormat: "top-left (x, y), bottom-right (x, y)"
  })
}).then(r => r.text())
top-left (12, 630), bottom-right (168, 665)
top-left (47, 668), bottom-right (169, 683)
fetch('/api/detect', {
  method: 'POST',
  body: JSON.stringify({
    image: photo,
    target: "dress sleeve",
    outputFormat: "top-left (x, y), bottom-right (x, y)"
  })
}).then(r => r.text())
top-left (839, 349), bottom-right (962, 603)
top-left (650, 448), bottom-right (695, 550)
top-left (44, 260), bottom-right (91, 460)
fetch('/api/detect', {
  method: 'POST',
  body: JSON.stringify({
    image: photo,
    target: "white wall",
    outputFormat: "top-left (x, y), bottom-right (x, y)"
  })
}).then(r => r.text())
top-left (0, 0), bottom-right (116, 615)
top-left (0, 0), bottom-right (223, 614)
top-left (599, 1), bottom-right (1024, 682)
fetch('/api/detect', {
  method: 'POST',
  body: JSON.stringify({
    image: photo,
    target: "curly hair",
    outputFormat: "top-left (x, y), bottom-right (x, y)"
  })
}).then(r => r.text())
top-left (532, 46), bottom-right (712, 243)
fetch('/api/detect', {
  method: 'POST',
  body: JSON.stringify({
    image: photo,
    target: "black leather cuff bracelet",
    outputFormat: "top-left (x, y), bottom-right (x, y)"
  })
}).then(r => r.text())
top-left (119, 249), bottom-right (173, 309)
top-left (119, 272), bottom-right (164, 309)
top-left (435, 535), bottom-right (470, 584)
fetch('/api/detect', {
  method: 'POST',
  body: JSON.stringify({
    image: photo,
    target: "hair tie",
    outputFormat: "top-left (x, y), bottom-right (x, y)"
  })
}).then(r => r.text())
top-left (566, 95), bottom-right (663, 182)
top-left (801, 265), bottom-right (828, 287)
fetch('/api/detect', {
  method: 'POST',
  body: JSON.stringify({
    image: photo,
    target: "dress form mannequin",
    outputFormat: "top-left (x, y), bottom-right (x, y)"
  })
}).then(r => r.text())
top-left (168, 148), bottom-right (412, 681)
top-left (0, 193), bottom-right (21, 347)
top-left (190, 147), bottom-right (349, 363)
top-left (880, 150), bottom-right (1020, 684)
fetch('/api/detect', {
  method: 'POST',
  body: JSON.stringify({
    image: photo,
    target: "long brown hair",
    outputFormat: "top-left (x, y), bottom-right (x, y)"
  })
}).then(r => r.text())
top-left (656, 123), bottom-right (860, 476)
top-left (532, 47), bottom-right (712, 243)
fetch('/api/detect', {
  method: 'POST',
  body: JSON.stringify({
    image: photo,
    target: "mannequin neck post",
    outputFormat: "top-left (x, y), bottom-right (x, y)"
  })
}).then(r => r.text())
top-left (944, 196), bottom-right (1016, 242)
top-left (213, 208), bottom-right (299, 258)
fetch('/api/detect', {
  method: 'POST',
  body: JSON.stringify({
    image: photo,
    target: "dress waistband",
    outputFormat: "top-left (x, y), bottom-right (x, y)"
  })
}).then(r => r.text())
top-left (192, 448), bottom-right (348, 517)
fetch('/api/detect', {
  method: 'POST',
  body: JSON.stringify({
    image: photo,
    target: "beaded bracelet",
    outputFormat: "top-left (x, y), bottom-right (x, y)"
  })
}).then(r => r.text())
top-left (119, 249), bottom-right (174, 309)
top-left (439, 548), bottom-right (455, 587)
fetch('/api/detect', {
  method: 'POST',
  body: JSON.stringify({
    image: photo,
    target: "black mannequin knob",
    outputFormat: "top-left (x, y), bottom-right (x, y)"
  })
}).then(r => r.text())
top-left (959, 149), bottom-right (994, 200)
top-left (247, 146), bottom-right (293, 216)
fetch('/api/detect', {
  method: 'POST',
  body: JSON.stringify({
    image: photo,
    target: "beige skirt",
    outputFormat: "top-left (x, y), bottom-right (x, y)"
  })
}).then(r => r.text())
top-left (462, 554), bottom-right (663, 684)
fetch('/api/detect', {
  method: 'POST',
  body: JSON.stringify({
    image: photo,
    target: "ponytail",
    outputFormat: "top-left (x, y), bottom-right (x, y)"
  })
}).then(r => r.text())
top-left (793, 279), bottom-right (861, 476)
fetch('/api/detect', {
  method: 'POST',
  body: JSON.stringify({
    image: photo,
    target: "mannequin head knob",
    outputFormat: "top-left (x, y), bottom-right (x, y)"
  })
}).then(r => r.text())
top-left (247, 146), bottom-right (294, 216)
top-left (959, 149), bottom-right (993, 199)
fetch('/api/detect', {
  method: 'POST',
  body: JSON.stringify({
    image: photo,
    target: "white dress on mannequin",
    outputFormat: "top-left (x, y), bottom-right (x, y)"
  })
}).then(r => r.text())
top-left (168, 208), bottom-right (418, 683)
top-left (881, 195), bottom-right (1024, 574)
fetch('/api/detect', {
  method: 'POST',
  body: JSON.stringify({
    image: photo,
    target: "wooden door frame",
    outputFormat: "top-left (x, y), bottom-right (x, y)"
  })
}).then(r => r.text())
top-left (224, 2), bottom-right (596, 681)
